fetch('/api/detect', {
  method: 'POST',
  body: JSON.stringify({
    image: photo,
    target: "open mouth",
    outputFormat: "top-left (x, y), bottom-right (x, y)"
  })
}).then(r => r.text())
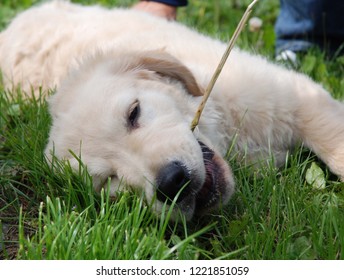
top-left (154, 140), bottom-right (233, 219)
top-left (194, 141), bottom-right (226, 212)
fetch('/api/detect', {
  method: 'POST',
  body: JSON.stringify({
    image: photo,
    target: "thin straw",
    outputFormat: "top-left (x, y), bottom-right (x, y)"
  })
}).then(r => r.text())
top-left (190, 0), bottom-right (259, 131)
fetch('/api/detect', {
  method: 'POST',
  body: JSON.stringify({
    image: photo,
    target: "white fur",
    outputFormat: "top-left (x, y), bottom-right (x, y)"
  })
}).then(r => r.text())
top-left (1, 1), bottom-right (344, 219)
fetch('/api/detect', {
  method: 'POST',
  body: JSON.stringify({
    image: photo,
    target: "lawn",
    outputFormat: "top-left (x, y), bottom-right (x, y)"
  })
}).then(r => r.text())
top-left (1, 0), bottom-right (344, 260)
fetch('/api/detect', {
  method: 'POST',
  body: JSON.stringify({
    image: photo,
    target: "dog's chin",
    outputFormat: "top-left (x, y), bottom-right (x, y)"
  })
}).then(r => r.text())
top-left (176, 141), bottom-right (234, 220)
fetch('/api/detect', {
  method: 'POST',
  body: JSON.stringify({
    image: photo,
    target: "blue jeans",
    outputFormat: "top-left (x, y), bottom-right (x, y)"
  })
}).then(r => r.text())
top-left (275, 0), bottom-right (344, 55)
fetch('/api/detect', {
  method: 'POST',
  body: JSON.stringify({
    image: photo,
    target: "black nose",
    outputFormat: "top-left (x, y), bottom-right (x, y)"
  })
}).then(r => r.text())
top-left (156, 161), bottom-right (191, 203)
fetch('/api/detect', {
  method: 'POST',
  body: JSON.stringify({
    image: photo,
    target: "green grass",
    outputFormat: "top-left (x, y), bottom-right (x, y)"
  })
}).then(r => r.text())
top-left (1, 0), bottom-right (344, 260)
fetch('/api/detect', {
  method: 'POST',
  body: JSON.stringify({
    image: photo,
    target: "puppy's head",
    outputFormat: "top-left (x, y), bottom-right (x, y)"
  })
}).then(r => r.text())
top-left (46, 50), bottom-right (235, 220)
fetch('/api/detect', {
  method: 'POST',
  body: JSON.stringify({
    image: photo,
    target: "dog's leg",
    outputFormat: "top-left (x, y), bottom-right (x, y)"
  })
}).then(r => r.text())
top-left (295, 75), bottom-right (344, 180)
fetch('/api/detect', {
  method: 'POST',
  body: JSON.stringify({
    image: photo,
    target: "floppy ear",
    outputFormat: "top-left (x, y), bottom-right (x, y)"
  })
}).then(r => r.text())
top-left (132, 51), bottom-right (204, 97)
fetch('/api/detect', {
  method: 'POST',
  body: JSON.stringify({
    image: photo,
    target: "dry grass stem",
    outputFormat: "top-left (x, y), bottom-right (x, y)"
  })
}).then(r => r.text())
top-left (190, 0), bottom-right (259, 131)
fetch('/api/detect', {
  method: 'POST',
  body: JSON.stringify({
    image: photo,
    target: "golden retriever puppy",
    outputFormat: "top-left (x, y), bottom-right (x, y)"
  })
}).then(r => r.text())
top-left (1, 1), bottom-right (343, 220)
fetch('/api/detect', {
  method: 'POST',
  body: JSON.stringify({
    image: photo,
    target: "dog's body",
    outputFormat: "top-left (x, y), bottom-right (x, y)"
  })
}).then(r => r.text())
top-left (1, 1), bottom-right (344, 220)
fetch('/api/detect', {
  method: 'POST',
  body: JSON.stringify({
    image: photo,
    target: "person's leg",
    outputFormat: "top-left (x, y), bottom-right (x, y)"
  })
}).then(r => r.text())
top-left (319, 1), bottom-right (344, 54)
top-left (275, 0), bottom-right (344, 55)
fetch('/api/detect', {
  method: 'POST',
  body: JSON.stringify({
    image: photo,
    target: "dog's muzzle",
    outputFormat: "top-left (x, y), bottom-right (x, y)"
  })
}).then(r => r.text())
top-left (155, 141), bottom-right (232, 215)
top-left (156, 160), bottom-right (192, 203)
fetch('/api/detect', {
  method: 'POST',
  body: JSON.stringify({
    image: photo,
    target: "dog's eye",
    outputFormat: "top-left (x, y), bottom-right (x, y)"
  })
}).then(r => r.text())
top-left (128, 100), bottom-right (140, 128)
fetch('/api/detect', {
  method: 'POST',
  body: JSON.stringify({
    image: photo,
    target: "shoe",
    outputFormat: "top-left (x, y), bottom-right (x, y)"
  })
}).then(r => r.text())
top-left (276, 50), bottom-right (298, 68)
